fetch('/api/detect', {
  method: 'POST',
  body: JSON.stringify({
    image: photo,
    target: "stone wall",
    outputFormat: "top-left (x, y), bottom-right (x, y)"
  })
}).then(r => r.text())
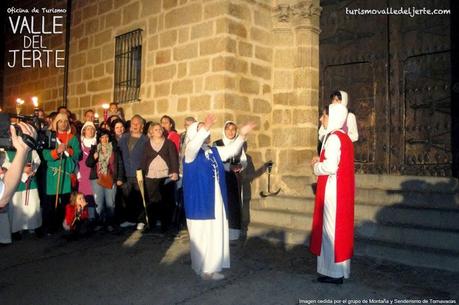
top-left (269, 0), bottom-right (321, 197)
top-left (2, 0), bottom-right (321, 199)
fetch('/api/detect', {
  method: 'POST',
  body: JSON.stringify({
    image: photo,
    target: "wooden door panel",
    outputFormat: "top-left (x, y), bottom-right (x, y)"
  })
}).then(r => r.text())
top-left (320, 0), bottom-right (452, 176)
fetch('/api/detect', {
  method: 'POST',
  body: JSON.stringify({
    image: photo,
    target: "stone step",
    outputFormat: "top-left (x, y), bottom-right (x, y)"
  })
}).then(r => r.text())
top-left (354, 174), bottom-right (459, 193)
top-left (247, 222), bottom-right (310, 245)
top-left (248, 175), bottom-right (459, 272)
top-left (354, 188), bottom-right (459, 209)
top-left (355, 221), bottom-right (459, 253)
top-left (250, 207), bottom-right (311, 232)
top-left (251, 197), bottom-right (459, 232)
top-left (251, 197), bottom-right (313, 214)
top-left (291, 175), bottom-right (459, 208)
top-left (249, 208), bottom-right (459, 253)
top-left (296, 174), bottom-right (459, 194)
top-left (356, 204), bottom-right (459, 232)
top-left (256, 188), bottom-right (459, 211)
top-left (247, 222), bottom-right (459, 272)
top-left (356, 238), bottom-right (459, 272)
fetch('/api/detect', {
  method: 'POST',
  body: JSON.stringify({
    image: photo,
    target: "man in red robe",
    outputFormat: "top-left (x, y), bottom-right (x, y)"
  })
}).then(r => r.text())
top-left (310, 103), bottom-right (355, 284)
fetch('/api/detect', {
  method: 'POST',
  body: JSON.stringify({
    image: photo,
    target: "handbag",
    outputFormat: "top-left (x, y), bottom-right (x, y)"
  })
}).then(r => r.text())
top-left (97, 172), bottom-right (113, 189)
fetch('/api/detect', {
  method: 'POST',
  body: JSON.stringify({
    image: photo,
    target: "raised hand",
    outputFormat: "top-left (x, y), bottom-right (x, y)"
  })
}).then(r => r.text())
top-left (203, 114), bottom-right (217, 130)
top-left (239, 122), bottom-right (257, 138)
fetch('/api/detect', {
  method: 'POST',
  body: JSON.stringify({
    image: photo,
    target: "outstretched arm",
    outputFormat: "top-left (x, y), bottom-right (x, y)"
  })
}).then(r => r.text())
top-left (184, 114), bottom-right (215, 163)
top-left (217, 122), bottom-right (256, 161)
top-left (216, 137), bottom-right (245, 162)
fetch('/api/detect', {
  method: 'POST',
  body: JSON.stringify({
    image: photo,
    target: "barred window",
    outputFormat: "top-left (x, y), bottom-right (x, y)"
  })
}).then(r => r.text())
top-left (114, 29), bottom-right (142, 104)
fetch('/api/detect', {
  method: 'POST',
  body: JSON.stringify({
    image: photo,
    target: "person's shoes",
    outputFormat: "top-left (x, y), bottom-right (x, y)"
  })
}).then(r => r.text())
top-left (136, 223), bottom-right (145, 231)
top-left (201, 272), bottom-right (225, 281)
top-left (230, 240), bottom-right (240, 247)
top-left (12, 232), bottom-right (22, 241)
top-left (34, 227), bottom-right (45, 238)
top-left (94, 225), bottom-right (103, 232)
top-left (120, 221), bottom-right (136, 228)
top-left (160, 226), bottom-right (169, 234)
top-left (106, 225), bottom-right (114, 232)
top-left (317, 276), bottom-right (343, 284)
top-left (63, 233), bottom-right (78, 241)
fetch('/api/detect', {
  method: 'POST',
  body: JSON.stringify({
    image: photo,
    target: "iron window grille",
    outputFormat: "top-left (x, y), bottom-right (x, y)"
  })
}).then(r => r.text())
top-left (114, 29), bottom-right (142, 104)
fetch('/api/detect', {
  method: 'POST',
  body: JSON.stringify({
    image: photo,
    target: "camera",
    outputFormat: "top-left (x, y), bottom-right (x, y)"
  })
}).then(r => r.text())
top-left (0, 112), bottom-right (56, 151)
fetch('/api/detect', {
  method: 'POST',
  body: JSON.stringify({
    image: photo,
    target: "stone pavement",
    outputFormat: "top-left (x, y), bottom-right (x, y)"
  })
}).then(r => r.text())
top-left (0, 230), bottom-right (458, 305)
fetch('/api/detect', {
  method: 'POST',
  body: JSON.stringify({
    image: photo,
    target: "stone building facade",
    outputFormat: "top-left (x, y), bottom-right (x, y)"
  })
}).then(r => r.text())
top-left (2, 0), bottom-right (321, 198)
top-left (4, 1), bottom-right (459, 272)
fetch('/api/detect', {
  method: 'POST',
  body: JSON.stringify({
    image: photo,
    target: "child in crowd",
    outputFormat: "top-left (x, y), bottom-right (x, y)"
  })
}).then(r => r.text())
top-left (63, 192), bottom-right (90, 238)
top-left (108, 102), bottom-right (124, 120)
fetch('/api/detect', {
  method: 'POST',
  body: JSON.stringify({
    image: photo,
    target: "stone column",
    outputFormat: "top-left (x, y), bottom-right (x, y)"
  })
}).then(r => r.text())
top-left (271, 0), bottom-right (321, 197)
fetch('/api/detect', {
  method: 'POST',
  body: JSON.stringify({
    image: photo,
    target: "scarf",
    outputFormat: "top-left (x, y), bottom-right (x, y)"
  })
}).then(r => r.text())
top-left (222, 120), bottom-right (238, 145)
top-left (82, 137), bottom-right (97, 148)
top-left (97, 142), bottom-right (113, 174)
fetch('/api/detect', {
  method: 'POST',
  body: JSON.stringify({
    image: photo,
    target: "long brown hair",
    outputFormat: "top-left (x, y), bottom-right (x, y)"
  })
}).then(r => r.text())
top-left (69, 191), bottom-right (84, 207)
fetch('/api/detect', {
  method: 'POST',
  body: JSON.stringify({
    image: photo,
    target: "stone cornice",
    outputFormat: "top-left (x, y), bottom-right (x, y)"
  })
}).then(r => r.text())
top-left (273, 1), bottom-right (322, 29)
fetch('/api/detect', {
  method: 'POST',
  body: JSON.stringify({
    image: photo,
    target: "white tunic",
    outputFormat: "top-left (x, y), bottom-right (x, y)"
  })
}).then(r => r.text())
top-left (0, 210), bottom-right (11, 244)
top-left (187, 178), bottom-right (230, 274)
top-left (185, 127), bottom-right (245, 275)
top-left (3, 151), bottom-right (42, 233)
top-left (0, 178), bottom-right (12, 244)
top-left (314, 132), bottom-right (351, 279)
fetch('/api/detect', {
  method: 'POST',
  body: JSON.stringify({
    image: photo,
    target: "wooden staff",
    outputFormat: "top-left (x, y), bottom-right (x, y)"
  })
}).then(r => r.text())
top-left (54, 153), bottom-right (63, 208)
top-left (136, 169), bottom-right (149, 227)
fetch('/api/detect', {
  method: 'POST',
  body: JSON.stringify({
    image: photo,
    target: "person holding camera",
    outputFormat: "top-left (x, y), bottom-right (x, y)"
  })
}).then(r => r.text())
top-left (0, 122), bottom-right (38, 209)
top-left (42, 113), bottom-right (81, 235)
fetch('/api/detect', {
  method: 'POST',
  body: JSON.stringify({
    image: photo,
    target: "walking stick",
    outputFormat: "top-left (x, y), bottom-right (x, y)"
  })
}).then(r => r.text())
top-left (136, 169), bottom-right (149, 227)
top-left (55, 153), bottom-right (63, 208)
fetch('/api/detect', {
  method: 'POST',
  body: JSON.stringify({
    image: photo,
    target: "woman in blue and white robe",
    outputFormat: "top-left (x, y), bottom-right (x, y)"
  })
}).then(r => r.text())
top-left (182, 116), bottom-right (254, 280)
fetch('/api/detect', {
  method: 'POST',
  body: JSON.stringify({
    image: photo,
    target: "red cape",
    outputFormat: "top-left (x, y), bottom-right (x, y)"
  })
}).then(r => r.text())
top-left (309, 131), bottom-right (355, 262)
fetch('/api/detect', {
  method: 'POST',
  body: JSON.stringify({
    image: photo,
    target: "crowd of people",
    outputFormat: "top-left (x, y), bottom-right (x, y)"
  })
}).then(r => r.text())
top-left (0, 103), bottom-right (251, 252)
top-left (1, 89), bottom-right (358, 284)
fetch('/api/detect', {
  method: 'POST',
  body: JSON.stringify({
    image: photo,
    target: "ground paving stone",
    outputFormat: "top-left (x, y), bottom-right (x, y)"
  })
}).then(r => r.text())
top-left (0, 230), bottom-right (457, 305)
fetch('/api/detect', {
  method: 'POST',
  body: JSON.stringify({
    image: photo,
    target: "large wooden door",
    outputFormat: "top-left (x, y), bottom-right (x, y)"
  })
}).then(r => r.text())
top-left (320, 0), bottom-right (452, 176)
